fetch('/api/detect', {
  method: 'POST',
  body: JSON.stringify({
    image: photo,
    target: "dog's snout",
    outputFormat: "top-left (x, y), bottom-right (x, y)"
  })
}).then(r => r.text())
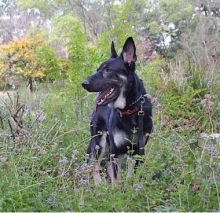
top-left (82, 79), bottom-right (90, 89)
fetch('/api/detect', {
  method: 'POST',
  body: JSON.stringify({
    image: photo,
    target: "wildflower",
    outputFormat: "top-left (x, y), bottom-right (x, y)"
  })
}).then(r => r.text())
top-left (0, 156), bottom-right (7, 162)
top-left (59, 156), bottom-right (69, 164)
top-left (207, 80), bottom-right (213, 87)
top-left (46, 195), bottom-right (57, 208)
top-left (79, 177), bottom-right (89, 186)
top-left (187, 75), bottom-right (193, 81)
top-left (133, 183), bottom-right (143, 192)
top-left (201, 94), bottom-right (214, 114)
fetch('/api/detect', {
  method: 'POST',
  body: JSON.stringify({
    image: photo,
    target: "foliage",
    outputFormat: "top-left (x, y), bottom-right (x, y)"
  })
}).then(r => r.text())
top-left (50, 15), bottom-right (81, 42)
top-left (1, 0), bottom-right (220, 211)
top-left (16, 0), bottom-right (55, 17)
top-left (35, 45), bottom-right (63, 81)
top-left (0, 39), bottom-right (63, 89)
top-left (159, 0), bottom-right (193, 24)
top-left (0, 85), bottom-right (219, 211)
top-left (65, 20), bottom-right (105, 98)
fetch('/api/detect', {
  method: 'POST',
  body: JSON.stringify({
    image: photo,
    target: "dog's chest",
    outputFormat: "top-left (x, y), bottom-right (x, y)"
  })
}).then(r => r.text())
top-left (111, 115), bottom-right (139, 148)
top-left (112, 74), bottom-right (127, 109)
top-left (112, 129), bottom-right (129, 147)
top-left (113, 87), bottom-right (126, 109)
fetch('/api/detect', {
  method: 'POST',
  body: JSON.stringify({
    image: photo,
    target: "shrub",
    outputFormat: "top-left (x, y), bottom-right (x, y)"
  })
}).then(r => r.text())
top-left (0, 39), bottom-right (63, 91)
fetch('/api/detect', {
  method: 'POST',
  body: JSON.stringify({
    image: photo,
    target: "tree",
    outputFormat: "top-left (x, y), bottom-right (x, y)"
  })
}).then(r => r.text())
top-left (0, 38), bottom-right (63, 91)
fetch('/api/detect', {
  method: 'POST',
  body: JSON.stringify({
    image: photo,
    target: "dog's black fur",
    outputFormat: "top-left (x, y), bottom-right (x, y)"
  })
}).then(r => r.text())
top-left (82, 37), bottom-right (153, 184)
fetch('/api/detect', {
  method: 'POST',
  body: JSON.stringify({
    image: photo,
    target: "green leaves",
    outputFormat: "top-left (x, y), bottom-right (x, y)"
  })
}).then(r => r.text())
top-left (35, 45), bottom-right (63, 81)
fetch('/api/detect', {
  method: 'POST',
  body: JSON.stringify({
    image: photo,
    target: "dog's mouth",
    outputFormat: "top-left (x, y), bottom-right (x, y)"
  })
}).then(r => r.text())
top-left (96, 87), bottom-right (120, 106)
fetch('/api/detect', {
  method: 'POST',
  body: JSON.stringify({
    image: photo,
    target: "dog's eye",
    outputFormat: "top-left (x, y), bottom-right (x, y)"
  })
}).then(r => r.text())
top-left (105, 68), bottom-right (111, 73)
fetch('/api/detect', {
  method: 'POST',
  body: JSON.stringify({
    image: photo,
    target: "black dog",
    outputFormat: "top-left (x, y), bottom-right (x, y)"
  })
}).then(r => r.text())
top-left (82, 37), bottom-right (153, 185)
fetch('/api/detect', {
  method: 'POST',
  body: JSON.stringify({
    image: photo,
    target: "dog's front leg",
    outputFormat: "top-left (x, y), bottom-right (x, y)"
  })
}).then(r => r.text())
top-left (110, 153), bottom-right (119, 186)
top-left (93, 132), bottom-right (108, 185)
top-left (93, 144), bottom-right (102, 186)
top-left (109, 148), bottom-right (122, 186)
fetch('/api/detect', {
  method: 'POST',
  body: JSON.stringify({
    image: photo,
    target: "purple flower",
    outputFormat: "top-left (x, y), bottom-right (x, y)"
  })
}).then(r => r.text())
top-left (187, 76), bottom-right (193, 81)
top-left (133, 183), bottom-right (143, 192)
top-left (207, 80), bottom-right (213, 87)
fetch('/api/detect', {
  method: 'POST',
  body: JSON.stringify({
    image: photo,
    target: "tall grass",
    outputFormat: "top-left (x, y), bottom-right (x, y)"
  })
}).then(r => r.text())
top-left (0, 65), bottom-right (219, 211)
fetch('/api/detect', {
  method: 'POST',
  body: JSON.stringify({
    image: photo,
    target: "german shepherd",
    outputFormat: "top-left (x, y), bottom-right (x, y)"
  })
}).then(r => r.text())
top-left (82, 37), bottom-right (153, 185)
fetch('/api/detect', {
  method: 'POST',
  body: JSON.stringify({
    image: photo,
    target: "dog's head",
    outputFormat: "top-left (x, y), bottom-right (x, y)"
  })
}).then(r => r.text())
top-left (82, 37), bottom-right (137, 109)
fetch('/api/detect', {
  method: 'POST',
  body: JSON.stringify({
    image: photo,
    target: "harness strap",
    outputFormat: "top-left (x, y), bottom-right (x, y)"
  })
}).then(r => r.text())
top-left (137, 97), bottom-right (145, 156)
top-left (117, 95), bottom-right (146, 156)
top-left (95, 94), bottom-right (148, 157)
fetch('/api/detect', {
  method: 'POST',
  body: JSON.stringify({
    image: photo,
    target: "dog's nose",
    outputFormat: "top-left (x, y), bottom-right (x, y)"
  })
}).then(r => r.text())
top-left (82, 79), bottom-right (90, 89)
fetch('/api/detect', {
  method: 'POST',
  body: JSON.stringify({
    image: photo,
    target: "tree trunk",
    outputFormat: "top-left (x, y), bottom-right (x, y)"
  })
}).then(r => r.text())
top-left (27, 78), bottom-right (33, 92)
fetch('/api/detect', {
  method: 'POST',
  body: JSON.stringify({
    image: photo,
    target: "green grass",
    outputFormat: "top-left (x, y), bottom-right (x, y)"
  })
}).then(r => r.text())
top-left (0, 83), bottom-right (219, 211)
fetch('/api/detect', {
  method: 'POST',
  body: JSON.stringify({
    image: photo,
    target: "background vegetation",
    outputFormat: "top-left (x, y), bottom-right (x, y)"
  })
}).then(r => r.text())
top-left (0, 0), bottom-right (220, 211)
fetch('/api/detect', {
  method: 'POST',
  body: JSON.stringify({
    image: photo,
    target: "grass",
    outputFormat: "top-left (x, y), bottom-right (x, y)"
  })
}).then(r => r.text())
top-left (0, 80), bottom-right (219, 211)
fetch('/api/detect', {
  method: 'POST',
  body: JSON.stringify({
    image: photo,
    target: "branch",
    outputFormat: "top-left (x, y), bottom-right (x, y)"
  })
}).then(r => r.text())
top-left (8, 119), bottom-right (15, 140)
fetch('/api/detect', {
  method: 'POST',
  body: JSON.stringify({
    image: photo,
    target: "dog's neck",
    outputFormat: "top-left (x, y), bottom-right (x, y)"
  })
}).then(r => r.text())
top-left (111, 72), bottom-right (143, 110)
top-left (125, 73), bottom-right (143, 109)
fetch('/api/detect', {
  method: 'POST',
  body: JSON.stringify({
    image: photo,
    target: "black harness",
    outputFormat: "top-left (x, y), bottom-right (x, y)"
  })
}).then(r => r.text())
top-left (117, 95), bottom-right (147, 155)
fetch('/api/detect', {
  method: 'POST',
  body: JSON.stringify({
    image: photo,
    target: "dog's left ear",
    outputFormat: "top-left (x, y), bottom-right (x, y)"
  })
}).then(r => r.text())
top-left (111, 41), bottom-right (118, 58)
top-left (121, 37), bottom-right (137, 64)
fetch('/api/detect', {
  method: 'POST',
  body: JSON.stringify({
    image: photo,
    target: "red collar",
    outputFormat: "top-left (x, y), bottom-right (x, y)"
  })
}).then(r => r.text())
top-left (95, 95), bottom-right (146, 116)
top-left (117, 105), bottom-right (140, 116)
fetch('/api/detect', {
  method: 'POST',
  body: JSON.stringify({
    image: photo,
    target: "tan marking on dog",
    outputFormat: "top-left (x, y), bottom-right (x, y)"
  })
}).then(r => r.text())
top-left (93, 132), bottom-right (107, 185)
top-left (113, 129), bottom-right (128, 148)
top-left (113, 75), bottom-right (127, 109)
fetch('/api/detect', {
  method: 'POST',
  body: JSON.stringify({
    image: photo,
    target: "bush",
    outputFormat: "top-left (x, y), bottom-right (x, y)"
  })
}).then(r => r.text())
top-left (0, 39), bottom-right (64, 91)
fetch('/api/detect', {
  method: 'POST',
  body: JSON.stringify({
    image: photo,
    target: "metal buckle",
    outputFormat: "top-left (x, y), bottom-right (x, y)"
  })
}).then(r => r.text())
top-left (138, 110), bottom-right (145, 116)
top-left (138, 97), bottom-right (145, 116)
top-left (140, 96), bottom-right (145, 104)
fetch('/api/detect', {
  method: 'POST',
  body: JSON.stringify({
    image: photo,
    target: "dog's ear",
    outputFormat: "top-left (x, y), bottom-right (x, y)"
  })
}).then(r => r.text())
top-left (121, 37), bottom-right (137, 64)
top-left (111, 41), bottom-right (118, 58)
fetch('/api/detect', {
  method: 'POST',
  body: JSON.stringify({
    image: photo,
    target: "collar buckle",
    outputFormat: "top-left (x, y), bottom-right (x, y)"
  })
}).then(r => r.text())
top-left (138, 97), bottom-right (145, 116)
